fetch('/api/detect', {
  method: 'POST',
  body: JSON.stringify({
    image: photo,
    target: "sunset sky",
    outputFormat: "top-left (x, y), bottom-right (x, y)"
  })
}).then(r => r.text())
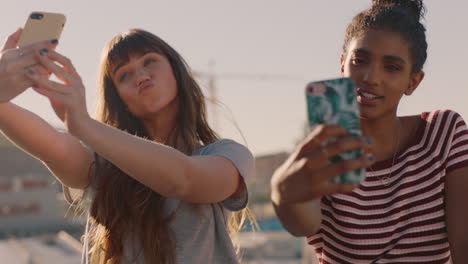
top-left (1, 0), bottom-right (467, 155)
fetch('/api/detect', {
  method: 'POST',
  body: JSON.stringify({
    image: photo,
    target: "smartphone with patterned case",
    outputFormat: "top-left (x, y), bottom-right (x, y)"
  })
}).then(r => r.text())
top-left (18, 12), bottom-right (66, 47)
top-left (305, 77), bottom-right (365, 184)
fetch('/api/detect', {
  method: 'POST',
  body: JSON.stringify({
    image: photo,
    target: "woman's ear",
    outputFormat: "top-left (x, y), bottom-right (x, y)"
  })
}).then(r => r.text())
top-left (405, 71), bottom-right (425, 96)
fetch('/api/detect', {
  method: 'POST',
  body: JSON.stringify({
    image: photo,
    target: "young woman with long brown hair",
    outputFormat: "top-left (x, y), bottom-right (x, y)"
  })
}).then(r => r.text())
top-left (271, 0), bottom-right (468, 263)
top-left (0, 28), bottom-right (254, 263)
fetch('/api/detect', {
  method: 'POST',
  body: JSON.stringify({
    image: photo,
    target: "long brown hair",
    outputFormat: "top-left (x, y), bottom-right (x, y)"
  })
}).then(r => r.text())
top-left (87, 29), bottom-right (250, 263)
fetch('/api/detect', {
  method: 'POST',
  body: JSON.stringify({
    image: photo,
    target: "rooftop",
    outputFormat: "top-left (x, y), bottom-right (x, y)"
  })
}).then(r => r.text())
top-left (0, 231), bottom-right (81, 264)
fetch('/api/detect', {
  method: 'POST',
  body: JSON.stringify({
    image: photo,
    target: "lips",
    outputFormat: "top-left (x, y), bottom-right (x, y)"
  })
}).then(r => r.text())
top-left (356, 87), bottom-right (384, 106)
top-left (138, 82), bottom-right (153, 94)
top-left (356, 88), bottom-right (384, 100)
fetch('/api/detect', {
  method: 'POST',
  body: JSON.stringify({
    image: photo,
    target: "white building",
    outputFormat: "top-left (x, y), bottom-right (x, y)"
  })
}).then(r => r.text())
top-left (0, 135), bottom-right (84, 263)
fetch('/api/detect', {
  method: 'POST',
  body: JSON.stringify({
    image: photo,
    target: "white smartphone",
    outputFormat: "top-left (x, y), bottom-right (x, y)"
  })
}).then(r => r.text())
top-left (17, 12), bottom-right (66, 48)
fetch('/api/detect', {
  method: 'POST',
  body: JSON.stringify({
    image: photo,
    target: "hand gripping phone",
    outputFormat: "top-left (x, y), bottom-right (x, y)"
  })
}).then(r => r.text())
top-left (305, 77), bottom-right (365, 184)
top-left (17, 12), bottom-right (66, 48)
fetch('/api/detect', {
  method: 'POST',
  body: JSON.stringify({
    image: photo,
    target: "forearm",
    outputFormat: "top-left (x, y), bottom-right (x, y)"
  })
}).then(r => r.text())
top-left (447, 188), bottom-right (468, 263)
top-left (0, 102), bottom-right (66, 162)
top-left (445, 167), bottom-right (468, 263)
top-left (448, 212), bottom-right (468, 262)
top-left (271, 190), bottom-right (323, 237)
top-left (450, 238), bottom-right (468, 263)
top-left (77, 118), bottom-right (191, 197)
top-left (0, 102), bottom-right (92, 188)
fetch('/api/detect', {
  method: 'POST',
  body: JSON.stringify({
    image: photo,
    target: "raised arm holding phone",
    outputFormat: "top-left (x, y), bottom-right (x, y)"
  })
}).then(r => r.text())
top-left (0, 24), bottom-right (254, 263)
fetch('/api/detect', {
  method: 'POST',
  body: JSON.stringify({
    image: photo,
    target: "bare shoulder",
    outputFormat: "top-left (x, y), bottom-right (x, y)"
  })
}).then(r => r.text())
top-left (399, 115), bottom-right (425, 147)
top-left (400, 114), bottom-right (423, 132)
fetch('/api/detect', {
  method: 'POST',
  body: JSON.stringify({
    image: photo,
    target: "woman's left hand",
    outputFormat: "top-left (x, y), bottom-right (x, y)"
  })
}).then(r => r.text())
top-left (25, 49), bottom-right (91, 136)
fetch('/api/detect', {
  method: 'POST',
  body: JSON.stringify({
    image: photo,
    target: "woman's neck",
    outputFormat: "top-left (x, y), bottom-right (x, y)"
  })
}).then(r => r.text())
top-left (139, 98), bottom-right (180, 145)
top-left (141, 111), bottom-right (178, 145)
top-left (361, 114), bottom-right (402, 162)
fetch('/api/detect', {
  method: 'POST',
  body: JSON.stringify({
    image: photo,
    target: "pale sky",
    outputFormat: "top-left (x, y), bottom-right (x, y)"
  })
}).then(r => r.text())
top-left (1, 0), bottom-right (467, 156)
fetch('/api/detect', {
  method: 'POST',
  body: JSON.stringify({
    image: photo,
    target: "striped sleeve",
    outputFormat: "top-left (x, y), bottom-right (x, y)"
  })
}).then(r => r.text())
top-left (444, 110), bottom-right (468, 173)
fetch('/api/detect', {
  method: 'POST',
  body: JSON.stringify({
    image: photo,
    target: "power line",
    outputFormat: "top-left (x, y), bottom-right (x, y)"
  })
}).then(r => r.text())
top-left (193, 62), bottom-right (303, 129)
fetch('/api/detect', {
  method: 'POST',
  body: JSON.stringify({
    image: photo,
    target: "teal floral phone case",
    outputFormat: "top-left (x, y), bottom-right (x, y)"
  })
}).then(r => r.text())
top-left (305, 77), bottom-right (365, 184)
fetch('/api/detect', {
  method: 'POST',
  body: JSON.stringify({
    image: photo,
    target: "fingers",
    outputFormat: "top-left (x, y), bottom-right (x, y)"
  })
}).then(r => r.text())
top-left (299, 124), bottom-right (348, 158)
top-left (16, 74), bottom-right (34, 89)
top-left (278, 177), bottom-right (359, 204)
top-left (313, 154), bottom-right (374, 183)
top-left (299, 152), bottom-right (373, 188)
top-left (33, 86), bottom-right (69, 105)
top-left (2, 28), bottom-right (22, 51)
top-left (34, 50), bottom-right (77, 83)
top-left (5, 68), bottom-right (36, 88)
top-left (17, 39), bottom-right (58, 54)
top-left (3, 52), bottom-right (41, 72)
top-left (273, 128), bottom-right (376, 205)
top-left (1, 39), bottom-right (58, 73)
top-left (271, 131), bottom-right (376, 204)
top-left (28, 64), bottom-right (50, 77)
top-left (300, 134), bottom-right (373, 171)
top-left (319, 182), bottom-right (358, 196)
top-left (2, 39), bottom-right (57, 60)
top-left (302, 158), bottom-right (372, 202)
top-left (40, 50), bottom-right (77, 74)
top-left (25, 70), bottom-right (69, 95)
top-left (321, 135), bottom-right (373, 160)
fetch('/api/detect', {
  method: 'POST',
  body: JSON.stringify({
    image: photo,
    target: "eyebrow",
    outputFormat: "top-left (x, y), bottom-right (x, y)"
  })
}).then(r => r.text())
top-left (352, 48), bottom-right (407, 65)
top-left (112, 51), bottom-right (153, 75)
top-left (112, 61), bottom-right (128, 76)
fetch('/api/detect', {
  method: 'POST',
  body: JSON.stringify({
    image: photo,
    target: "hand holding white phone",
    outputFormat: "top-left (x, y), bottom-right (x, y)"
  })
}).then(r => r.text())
top-left (18, 11), bottom-right (66, 47)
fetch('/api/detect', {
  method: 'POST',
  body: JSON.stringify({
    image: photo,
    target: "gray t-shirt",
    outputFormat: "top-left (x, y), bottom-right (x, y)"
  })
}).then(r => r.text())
top-left (79, 139), bottom-right (254, 264)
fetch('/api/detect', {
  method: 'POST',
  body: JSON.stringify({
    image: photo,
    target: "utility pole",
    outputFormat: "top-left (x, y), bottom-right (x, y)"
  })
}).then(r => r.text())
top-left (193, 60), bottom-right (219, 130)
top-left (194, 62), bottom-right (301, 131)
top-left (207, 60), bottom-right (219, 130)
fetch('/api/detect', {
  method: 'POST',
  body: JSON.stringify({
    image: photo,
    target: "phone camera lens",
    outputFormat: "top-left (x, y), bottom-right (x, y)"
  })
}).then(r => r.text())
top-left (30, 13), bottom-right (44, 20)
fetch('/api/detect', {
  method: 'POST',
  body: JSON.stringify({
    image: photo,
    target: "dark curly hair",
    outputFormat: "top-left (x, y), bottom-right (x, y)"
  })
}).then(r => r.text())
top-left (343, 0), bottom-right (427, 73)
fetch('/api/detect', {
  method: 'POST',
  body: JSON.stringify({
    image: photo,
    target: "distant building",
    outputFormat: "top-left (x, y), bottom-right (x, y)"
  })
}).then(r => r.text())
top-left (254, 152), bottom-right (289, 180)
top-left (250, 152), bottom-right (289, 203)
top-left (0, 134), bottom-right (81, 238)
top-left (0, 134), bottom-right (83, 262)
top-left (243, 151), bottom-right (319, 264)
top-left (0, 134), bottom-right (54, 180)
top-left (0, 176), bottom-right (73, 237)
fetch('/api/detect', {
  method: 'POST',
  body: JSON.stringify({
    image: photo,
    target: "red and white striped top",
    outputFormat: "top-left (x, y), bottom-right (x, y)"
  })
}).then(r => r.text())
top-left (307, 110), bottom-right (468, 264)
